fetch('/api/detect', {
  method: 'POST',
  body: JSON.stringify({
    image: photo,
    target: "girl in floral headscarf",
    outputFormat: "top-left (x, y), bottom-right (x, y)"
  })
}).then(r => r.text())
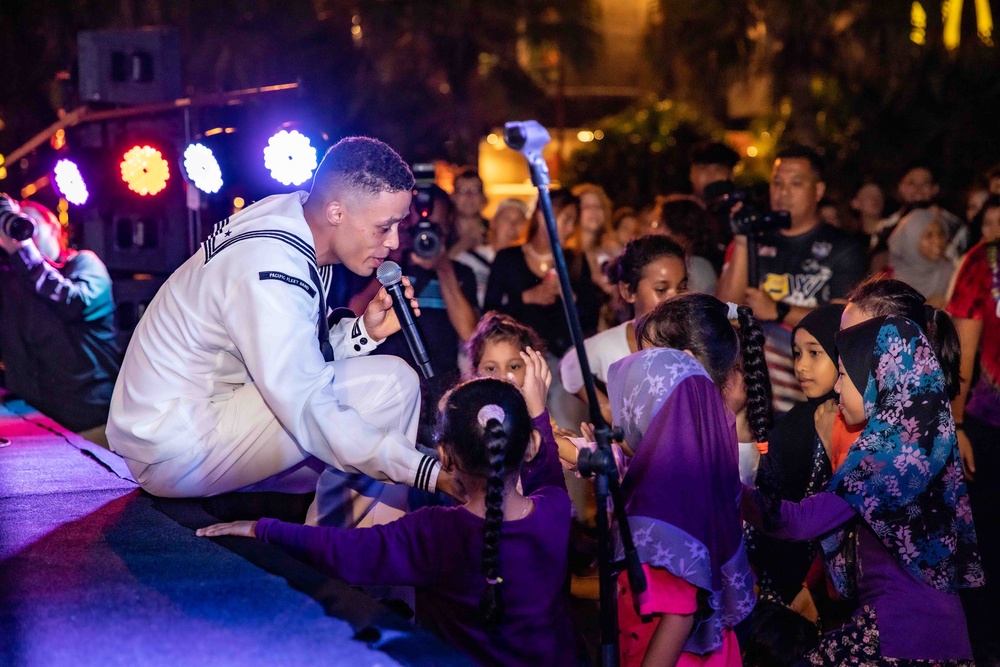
top-left (743, 315), bottom-right (982, 665)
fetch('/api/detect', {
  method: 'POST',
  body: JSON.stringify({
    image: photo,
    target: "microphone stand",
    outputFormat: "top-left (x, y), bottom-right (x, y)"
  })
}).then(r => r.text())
top-left (504, 121), bottom-right (645, 667)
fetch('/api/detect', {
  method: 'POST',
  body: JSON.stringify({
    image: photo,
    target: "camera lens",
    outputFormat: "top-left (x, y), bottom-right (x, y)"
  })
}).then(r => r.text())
top-left (414, 228), bottom-right (442, 259)
top-left (0, 200), bottom-right (36, 242)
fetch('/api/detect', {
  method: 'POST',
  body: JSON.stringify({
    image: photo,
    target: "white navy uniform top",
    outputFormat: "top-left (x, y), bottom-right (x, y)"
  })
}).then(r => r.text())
top-left (108, 191), bottom-right (438, 493)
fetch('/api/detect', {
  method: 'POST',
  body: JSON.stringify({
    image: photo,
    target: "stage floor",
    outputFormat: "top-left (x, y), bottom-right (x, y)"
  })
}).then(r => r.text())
top-left (0, 394), bottom-right (468, 666)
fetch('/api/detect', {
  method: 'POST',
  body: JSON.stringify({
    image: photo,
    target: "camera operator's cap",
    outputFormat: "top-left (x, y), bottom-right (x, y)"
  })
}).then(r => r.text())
top-left (691, 142), bottom-right (740, 169)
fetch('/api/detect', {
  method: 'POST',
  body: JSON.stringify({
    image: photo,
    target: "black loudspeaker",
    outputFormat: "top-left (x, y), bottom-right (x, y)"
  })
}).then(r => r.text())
top-left (78, 28), bottom-right (182, 105)
top-left (74, 115), bottom-right (193, 274)
top-left (113, 275), bottom-right (167, 349)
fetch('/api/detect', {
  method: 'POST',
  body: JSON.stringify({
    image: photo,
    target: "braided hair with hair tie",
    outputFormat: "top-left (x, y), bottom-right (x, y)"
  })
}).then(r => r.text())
top-left (434, 378), bottom-right (533, 634)
top-left (734, 304), bottom-right (773, 444)
top-left (480, 416), bottom-right (507, 632)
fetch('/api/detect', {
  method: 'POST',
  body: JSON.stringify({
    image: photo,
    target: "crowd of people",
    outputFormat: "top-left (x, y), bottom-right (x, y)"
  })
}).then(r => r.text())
top-left (1, 135), bottom-right (998, 666)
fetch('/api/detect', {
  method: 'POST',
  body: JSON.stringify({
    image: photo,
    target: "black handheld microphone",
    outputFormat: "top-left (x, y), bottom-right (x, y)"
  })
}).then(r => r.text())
top-left (376, 260), bottom-right (434, 379)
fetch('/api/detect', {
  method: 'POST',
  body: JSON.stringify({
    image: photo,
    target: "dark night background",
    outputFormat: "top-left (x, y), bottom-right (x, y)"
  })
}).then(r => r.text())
top-left (2, 0), bottom-right (1000, 210)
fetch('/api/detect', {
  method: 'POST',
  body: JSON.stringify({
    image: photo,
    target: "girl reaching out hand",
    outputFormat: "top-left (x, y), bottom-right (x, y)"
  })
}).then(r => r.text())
top-left (198, 348), bottom-right (580, 667)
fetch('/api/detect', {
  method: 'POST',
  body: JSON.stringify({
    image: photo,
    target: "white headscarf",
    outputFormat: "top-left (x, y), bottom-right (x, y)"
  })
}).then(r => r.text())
top-left (887, 208), bottom-right (956, 300)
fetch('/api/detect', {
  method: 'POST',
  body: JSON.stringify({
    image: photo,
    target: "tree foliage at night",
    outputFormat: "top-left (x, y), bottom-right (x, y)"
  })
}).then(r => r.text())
top-left (567, 96), bottom-right (723, 206)
top-left (0, 0), bottom-right (601, 168)
top-left (2, 1), bottom-right (999, 206)
top-left (643, 0), bottom-right (1000, 200)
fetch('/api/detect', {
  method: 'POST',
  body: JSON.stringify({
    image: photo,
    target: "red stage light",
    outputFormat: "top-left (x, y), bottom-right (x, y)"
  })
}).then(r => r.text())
top-left (120, 145), bottom-right (170, 196)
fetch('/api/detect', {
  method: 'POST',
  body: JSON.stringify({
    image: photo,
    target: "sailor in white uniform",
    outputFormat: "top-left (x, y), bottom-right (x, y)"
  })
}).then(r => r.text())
top-left (108, 137), bottom-right (456, 522)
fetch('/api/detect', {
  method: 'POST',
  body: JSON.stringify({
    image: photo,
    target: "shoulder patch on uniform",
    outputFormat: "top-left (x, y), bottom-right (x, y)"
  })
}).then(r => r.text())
top-left (258, 271), bottom-right (316, 297)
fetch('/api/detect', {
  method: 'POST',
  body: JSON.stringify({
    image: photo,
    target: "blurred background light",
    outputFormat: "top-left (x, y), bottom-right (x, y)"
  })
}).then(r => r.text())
top-left (183, 143), bottom-right (223, 194)
top-left (120, 145), bottom-right (170, 196)
top-left (53, 158), bottom-right (89, 205)
top-left (263, 130), bottom-right (317, 186)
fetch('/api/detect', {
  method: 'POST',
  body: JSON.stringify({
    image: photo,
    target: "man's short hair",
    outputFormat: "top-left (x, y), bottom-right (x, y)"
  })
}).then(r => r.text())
top-left (775, 144), bottom-right (825, 181)
top-left (311, 136), bottom-right (414, 200)
top-left (690, 141), bottom-right (740, 169)
top-left (901, 161), bottom-right (937, 184)
top-left (453, 167), bottom-right (483, 191)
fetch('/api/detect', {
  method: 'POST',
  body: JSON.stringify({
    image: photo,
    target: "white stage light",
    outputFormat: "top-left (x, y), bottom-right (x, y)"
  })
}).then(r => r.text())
top-left (264, 130), bottom-right (317, 186)
top-left (183, 143), bottom-right (224, 194)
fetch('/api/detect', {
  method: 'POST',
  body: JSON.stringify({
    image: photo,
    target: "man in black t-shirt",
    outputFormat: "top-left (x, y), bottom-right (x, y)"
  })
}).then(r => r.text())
top-left (717, 146), bottom-right (867, 412)
top-left (754, 223), bottom-right (866, 310)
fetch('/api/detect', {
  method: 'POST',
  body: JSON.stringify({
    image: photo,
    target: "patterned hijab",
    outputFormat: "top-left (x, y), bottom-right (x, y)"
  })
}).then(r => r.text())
top-left (828, 316), bottom-right (982, 592)
top-left (609, 348), bottom-right (755, 654)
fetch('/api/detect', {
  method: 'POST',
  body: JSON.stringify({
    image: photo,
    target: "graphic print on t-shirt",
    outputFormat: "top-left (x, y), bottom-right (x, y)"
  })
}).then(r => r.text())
top-left (759, 240), bottom-right (837, 308)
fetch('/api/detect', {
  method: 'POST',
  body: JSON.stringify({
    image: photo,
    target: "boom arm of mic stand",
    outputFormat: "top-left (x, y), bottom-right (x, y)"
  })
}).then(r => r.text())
top-left (507, 121), bottom-right (646, 667)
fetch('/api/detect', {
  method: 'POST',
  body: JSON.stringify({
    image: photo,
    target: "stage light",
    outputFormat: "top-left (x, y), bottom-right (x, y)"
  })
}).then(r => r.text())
top-left (53, 159), bottom-right (89, 205)
top-left (120, 145), bottom-right (170, 196)
top-left (183, 143), bottom-right (223, 194)
top-left (263, 130), bottom-right (317, 186)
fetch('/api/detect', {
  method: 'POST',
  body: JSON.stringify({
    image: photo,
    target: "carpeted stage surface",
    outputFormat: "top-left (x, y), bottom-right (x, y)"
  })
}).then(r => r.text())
top-left (0, 395), bottom-right (470, 666)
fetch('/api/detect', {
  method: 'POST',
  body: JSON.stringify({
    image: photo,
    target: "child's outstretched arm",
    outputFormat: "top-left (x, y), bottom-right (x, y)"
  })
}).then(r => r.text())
top-left (740, 485), bottom-right (856, 540)
top-left (197, 521), bottom-right (257, 538)
top-left (197, 511), bottom-right (449, 587)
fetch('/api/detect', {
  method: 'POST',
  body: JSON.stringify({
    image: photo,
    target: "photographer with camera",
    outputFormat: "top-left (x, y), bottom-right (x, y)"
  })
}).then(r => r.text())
top-left (716, 145), bottom-right (867, 413)
top-left (0, 196), bottom-right (120, 441)
top-left (357, 175), bottom-right (478, 432)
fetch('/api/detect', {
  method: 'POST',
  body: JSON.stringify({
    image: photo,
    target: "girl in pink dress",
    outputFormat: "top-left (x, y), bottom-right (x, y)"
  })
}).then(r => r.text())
top-left (609, 293), bottom-right (772, 666)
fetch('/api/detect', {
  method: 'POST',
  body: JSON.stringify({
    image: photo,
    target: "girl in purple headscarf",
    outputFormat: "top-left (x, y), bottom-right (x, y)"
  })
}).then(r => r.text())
top-left (742, 315), bottom-right (981, 665)
top-left (608, 293), bottom-right (772, 666)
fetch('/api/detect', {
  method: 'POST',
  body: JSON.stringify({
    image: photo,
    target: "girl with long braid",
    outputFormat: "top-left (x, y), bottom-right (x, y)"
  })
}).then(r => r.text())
top-left (197, 350), bottom-right (580, 666)
top-left (635, 293), bottom-right (774, 480)
top-left (607, 293), bottom-right (770, 666)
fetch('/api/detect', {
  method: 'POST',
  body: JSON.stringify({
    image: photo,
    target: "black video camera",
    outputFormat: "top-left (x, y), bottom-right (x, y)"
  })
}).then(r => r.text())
top-left (704, 180), bottom-right (791, 236)
top-left (408, 163), bottom-right (444, 260)
top-left (0, 194), bottom-right (36, 242)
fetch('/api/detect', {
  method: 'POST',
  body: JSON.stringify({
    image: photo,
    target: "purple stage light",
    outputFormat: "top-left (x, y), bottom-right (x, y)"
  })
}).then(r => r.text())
top-left (263, 130), bottom-right (317, 186)
top-left (183, 143), bottom-right (223, 194)
top-left (53, 159), bottom-right (89, 205)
